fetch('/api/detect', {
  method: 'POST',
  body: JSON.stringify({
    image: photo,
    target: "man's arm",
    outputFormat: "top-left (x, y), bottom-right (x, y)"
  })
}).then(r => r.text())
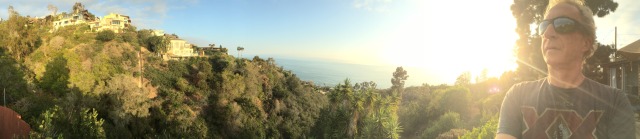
top-left (607, 90), bottom-right (636, 139)
top-left (496, 85), bottom-right (523, 138)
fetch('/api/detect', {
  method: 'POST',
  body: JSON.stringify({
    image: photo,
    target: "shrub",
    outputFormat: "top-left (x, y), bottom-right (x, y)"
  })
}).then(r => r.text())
top-left (96, 30), bottom-right (116, 42)
top-left (120, 32), bottom-right (137, 43)
top-left (421, 112), bottom-right (463, 139)
top-left (31, 105), bottom-right (106, 139)
top-left (429, 86), bottom-right (472, 119)
top-left (460, 116), bottom-right (498, 139)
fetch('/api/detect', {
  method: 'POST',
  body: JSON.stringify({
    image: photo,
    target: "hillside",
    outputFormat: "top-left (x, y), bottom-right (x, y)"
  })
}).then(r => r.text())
top-left (0, 6), bottom-right (513, 139)
top-left (0, 11), bottom-right (333, 138)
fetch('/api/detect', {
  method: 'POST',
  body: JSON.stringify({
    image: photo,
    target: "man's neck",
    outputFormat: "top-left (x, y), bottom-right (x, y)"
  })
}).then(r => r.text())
top-left (547, 64), bottom-right (585, 88)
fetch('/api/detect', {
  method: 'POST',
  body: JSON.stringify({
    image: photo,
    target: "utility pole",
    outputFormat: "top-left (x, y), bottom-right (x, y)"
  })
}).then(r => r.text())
top-left (138, 51), bottom-right (143, 88)
top-left (237, 46), bottom-right (244, 59)
top-left (614, 26), bottom-right (617, 61)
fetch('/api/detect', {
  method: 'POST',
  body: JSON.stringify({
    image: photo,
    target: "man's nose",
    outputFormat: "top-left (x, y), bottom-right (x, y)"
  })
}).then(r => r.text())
top-left (542, 24), bottom-right (557, 39)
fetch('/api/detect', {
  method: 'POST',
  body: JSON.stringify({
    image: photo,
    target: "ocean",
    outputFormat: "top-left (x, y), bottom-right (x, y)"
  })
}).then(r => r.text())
top-left (273, 58), bottom-right (449, 89)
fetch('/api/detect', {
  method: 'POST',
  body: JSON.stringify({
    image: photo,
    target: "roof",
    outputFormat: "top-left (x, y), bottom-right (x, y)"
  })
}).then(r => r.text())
top-left (618, 39), bottom-right (640, 60)
top-left (0, 106), bottom-right (30, 138)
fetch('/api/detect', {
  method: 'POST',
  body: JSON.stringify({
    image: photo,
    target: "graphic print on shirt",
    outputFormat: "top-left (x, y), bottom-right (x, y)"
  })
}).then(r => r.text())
top-left (521, 106), bottom-right (603, 139)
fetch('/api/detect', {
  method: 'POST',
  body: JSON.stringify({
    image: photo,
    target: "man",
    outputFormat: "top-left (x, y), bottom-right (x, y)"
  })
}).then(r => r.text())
top-left (496, 0), bottom-right (636, 139)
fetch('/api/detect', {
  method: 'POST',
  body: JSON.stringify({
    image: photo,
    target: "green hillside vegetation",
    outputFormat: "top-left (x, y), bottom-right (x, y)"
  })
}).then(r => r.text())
top-left (0, 8), bottom-right (519, 139)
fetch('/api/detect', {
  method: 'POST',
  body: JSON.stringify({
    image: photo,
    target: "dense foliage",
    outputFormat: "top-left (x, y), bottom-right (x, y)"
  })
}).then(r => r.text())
top-left (0, 9), bottom-right (335, 138)
top-left (95, 30), bottom-right (116, 42)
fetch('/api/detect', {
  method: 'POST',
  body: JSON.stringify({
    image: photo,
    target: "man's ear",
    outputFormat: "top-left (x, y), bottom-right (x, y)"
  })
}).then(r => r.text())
top-left (582, 39), bottom-right (592, 58)
top-left (584, 39), bottom-right (592, 52)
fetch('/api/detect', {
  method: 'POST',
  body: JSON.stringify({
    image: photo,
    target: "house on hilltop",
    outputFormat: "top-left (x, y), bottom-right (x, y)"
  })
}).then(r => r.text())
top-left (157, 34), bottom-right (227, 60)
top-left (51, 3), bottom-right (132, 33)
top-left (161, 34), bottom-right (198, 60)
top-left (53, 12), bottom-right (93, 30)
top-left (90, 13), bottom-right (131, 33)
top-left (152, 30), bottom-right (165, 36)
top-left (198, 44), bottom-right (228, 56)
top-left (168, 39), bottom-right (196, 57)
top-left (52, 2), bottom-right (97, 30)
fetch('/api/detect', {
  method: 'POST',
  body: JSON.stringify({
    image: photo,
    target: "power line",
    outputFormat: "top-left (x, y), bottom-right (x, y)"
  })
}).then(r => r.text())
top-left (597, 27), bottom-right (616, 42)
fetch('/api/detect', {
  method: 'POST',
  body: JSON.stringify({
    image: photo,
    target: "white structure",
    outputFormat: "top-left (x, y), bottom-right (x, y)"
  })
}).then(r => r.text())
top-left (52, 12), bottom-right (94, 30)
top-left (163, 38), bottom-right (197, 60)
top-left (152, 30), bottom-right (165, 36)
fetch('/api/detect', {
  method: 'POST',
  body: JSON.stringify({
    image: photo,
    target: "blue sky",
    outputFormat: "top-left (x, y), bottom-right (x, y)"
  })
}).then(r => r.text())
top-left (1, 0), bottom-right (416, 63)
top-left (2, 0), bottom-right (640, 85)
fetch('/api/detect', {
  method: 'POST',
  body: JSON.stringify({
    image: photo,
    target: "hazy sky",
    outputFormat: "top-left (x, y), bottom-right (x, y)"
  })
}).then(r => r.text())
top-left (2, 0), bottom-right (640, 85)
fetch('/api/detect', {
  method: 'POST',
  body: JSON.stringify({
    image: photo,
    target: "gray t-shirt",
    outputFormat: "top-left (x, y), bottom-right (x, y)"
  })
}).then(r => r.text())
top-left (497, 78), bottom-right (635, 139)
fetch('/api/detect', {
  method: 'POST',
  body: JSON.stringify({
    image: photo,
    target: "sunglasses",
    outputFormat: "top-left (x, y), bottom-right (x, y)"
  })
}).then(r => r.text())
top-left (538, 16), bottom-right (583, 35)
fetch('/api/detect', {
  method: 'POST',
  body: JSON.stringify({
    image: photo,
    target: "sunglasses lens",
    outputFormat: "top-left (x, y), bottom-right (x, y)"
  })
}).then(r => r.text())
top-left (553, 18), bottom-right (577, 33)
top-left (539, 21), bottom-right (550, 35)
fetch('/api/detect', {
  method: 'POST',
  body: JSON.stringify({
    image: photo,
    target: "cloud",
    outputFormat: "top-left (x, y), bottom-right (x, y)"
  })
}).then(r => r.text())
top-left (353, 0), bottom-right (394, 12)
top-left (84, 0), bottom-right (173, 29)
top-left (0, 0), bottom-right (199, 30)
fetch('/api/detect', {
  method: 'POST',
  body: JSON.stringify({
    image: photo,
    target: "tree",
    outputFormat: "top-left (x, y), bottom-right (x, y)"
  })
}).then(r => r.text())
top-left (101, 74), bottom-right (153, 126)
top-left (0, 49), bottom-right (28, 105)
top-left (455, 72), bottom-right (472, 86)
top-left (119, 31), bottom-right (137, 44)
top-left (476, 68), bottom-right (489, 83)
top-left (391, 67), bottom-right (408, 98)
top-left (72, 2), bottom-right (86, 14)
top-left (584, 43), bottom-right (615, 84)
top-left (146, 36), bottom-right (168, 54)
top-left (429, 86), bottom-right (471, 119)
top-left (1, 9), bottom-right (43, 61)
top-left (421, 112), bottom-right (462, 139)
top-left (315, 75), bottom-right (405, 139)
top-left (398, 85), bottom-right (431, 138)
top-left (47, 4), bottom-right (58, 15)
top-left (511, 0), bottom-right (619, 81)
top-left (460, 116), bottom-right (498, 139)
top-left (39, 55), bottom-right (70, 96)
top-left (32, 105), bottom-right (64, 138)
top-left (8, 6), bottom-right (18, 18)
top-left (31, 105), bottom-right (106, 139)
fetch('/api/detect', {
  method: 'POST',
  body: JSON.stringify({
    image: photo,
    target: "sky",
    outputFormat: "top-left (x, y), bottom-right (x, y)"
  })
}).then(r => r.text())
top-left (1, 0), bottom-right (640, 85)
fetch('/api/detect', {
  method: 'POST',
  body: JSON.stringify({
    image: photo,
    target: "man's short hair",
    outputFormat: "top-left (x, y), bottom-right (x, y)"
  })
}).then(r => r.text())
top-left (544, 0), bottom-right (597, 59)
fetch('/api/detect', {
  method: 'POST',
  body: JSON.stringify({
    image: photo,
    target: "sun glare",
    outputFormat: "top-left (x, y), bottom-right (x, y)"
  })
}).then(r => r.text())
top-left (379, 0), bottom-right (518, 84)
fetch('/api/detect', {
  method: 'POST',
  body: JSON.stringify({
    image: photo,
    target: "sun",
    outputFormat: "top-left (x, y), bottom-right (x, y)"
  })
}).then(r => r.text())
top-left (378, 0), bottom-right (518, 84)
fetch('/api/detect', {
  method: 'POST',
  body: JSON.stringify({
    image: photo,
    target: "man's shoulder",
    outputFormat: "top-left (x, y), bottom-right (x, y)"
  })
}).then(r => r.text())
top-left (506, 78), bottom-right (546, 97)
top-left (511, 78), bottom-right (546, 90)
top-left (582, 78), bottom-right (626, 100)
top-left (583, 78), bottom-right (619, 92)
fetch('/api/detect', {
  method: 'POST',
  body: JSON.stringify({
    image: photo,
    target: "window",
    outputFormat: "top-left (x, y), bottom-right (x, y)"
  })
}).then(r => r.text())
top-left (112, 20), bottom-right (120, 25)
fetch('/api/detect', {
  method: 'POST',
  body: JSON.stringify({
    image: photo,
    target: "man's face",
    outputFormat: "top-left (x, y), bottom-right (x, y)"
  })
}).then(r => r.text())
top-left (541, 3), bottom-right (590, 66)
